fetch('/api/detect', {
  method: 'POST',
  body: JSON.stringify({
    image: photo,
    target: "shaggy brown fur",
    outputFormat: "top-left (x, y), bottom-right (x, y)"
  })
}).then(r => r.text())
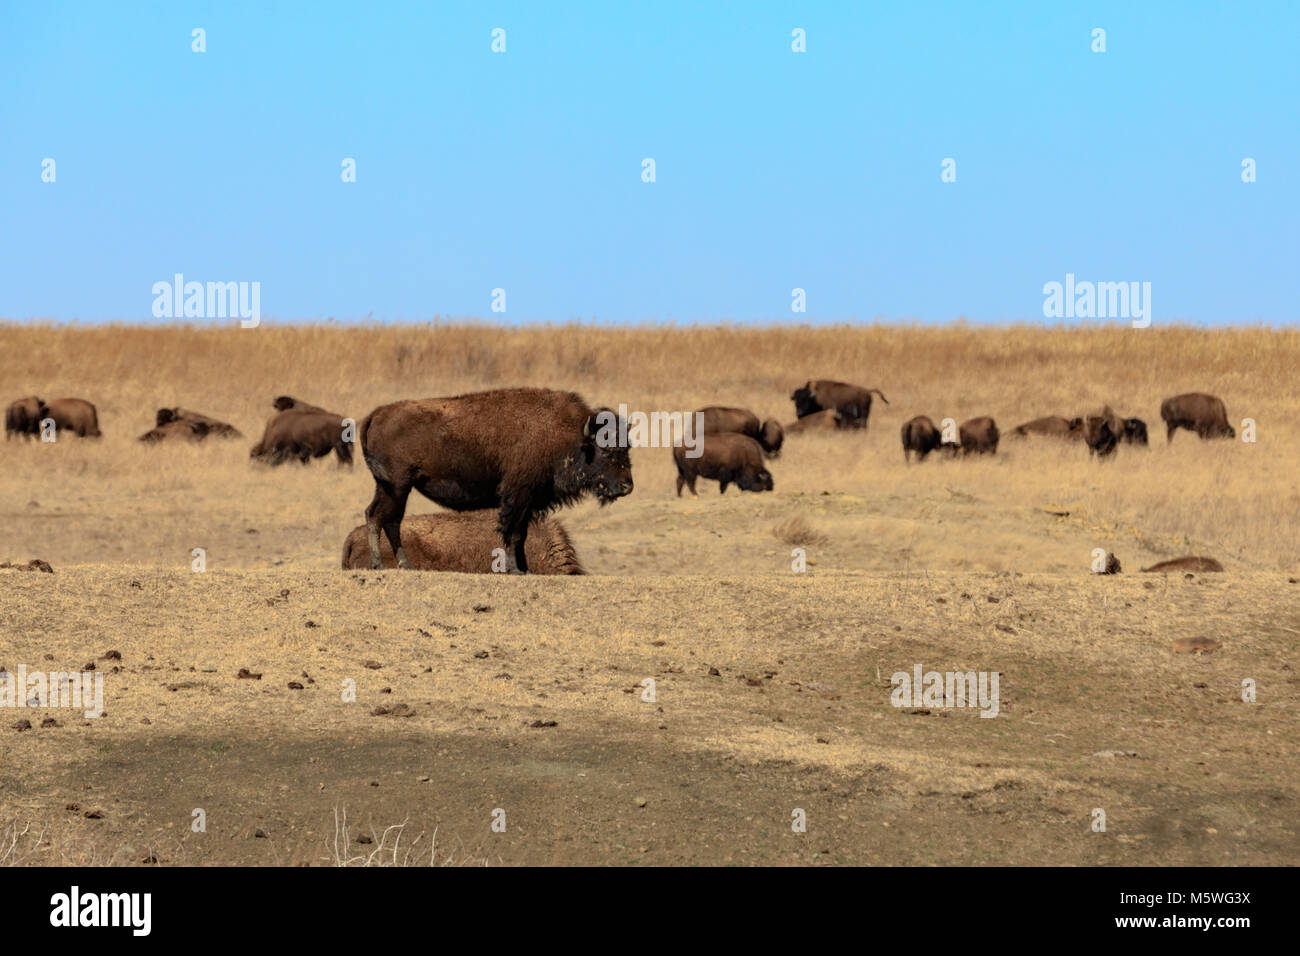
top-left (698, 406), bottom-right (784, 457)
top-left (359, 388), bottom-right (633, 573)
top-left (250, 410), bottom-right (352, 466)
top-left (900, 415), bottom-right (943, 462)
top-left (784, 409), bottom-right (843, 433)
top-left (790, 380), bottom-right (888, 428)
top-left (139, 419), bottom-right (211, 443)
top-left (42, 398), bottom-right (101, 438)
top-left (341, 511), bottom-right (584, 574)
top-left (4, 396), bottom-right (45, 439)
top-left (156, 407), bottom-right (243, 438)
top-left (1160, 393), bottom-right (1234, 442)
top-left (1008, 416), bottom-right (1083, 440)
top-left (673, 432), bottom-right (773, 496)
top-left (273, 395), bottom-right (330, 414)
top-left (959, 416), bottom-right (999, 455)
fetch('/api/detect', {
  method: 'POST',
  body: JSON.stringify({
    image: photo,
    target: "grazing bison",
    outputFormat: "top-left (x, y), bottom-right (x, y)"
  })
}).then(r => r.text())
top-left (959, 417), bottom-right (999, 455)
top-left (1141, 556), bottom-right (1224, 573)
top-left (250, 410), bottom-right (352, 466)
top-left (342, 511), bottom-right (584, 574)
top-left (360, 388), bottom-right (634, 573)
top-left (790, 380), bottom-right (888, 429)
top-left (901, 415), bottom-right (943, 462)
top-left (5, 396), bottom-right (46, 439)
top-left (674, 432), bottom-right (773, 496)
top-left (156, 407), bottom-right (243, 438)
top-left (1123, 417), bottom-right (1149, 446)
top-left (42, 398), bottom-right (101, 438)
top-left (784, 409), bottom-right (843, 433)
top-left (698, 406), bottom-right (784, 457)
top-left (1009, 416), bottom-right (1083, 441)
top-left (1160, 393), bottom-right (1234, 442)
top-left (139, 419), bottom-right (211, 443)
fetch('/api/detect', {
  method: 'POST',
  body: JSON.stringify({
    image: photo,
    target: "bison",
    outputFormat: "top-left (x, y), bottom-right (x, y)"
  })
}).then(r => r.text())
top-left (5, 396), bottom-right (46, 439)
top-left (342, 511), bottom-right (584, 574)
top-left (900, 415), bottom-right (943, 462)
top-left (784, 409), bottom-right (843, 433)
top-left (251, 410), bottom-right (353, 466)
top-left (1123, 417), bottom-right (1149, 446)
top-left (959, 417), bottom-right (999, 455)
top-left (139, 419), bottom-right (211, 443)
top-left (1141, 556), bottom-right (1224, 573)
top-left (272, 395), bottom-right (329, 414)
top-left (41, 398), bottom-right (101, 438)
top-left (1160, 393), bottom-right (1234, 442)
top-left (673, 432), bottom-right (773, 496)
top-left (156, 407), bottom-right (243, 438)
top-left (790, 380), bottom-right (888, 429)
top-left (1008, 416), bottom-right (1083, 441)
top-left (698, 406), bottom-right (784, 457)
top-left (360, 388), bottom-right (633, 573)
top-left (1080, 416), bottom-right (1118, 457)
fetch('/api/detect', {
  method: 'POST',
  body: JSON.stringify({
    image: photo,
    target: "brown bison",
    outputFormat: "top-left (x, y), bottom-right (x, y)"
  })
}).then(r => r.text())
top-left (1160, 393), bottom-right (1234, 442)
top-left (139, 419), bottom-right (211, 443)
top-left (42, 398), bottom-right (101, 438)
top-left (698, 406), bottom-right (784, 457)
top-left (1080, 416), bottom-right (1118, 458)
top-left (250, 410), bottom-right (352, 466)
top-left (272, 395), bottom-right (329, 414)
top-left (784, 409), bottom-right (843, 433)
top-left (5, 396), bottom-right (46, 439)
top-left (1141, 556), bottom-right (1224, 573)
top-left (1008, 416), bottom-right (1083, 441)
top-left (156, 407), bottom-right (243, 438)
top-left (360, 388), bottom-right (634, 573)
top-left (673, 432), bottom-right (773, 496)
top-left (341, 511), bottom-right (584, 574)
top-left (959, 417), bottom-right (999, 455)
top-left (1123, 417), bottom-right (1149, 445)
top-left (791, 380), bottom-right (888, 429)
top-left (900, 415), bottom-right (943, 462)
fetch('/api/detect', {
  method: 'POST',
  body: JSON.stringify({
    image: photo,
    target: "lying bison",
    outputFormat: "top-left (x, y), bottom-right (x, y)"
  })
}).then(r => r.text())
top-left (1009, 416), bottom-right (1076, 440)
top-left (791, 380), bottom-right (888, 429)
top-left (959, 417), bottom-right (999, 455)
top-left (784, 409), bottom-right (843, 433)
top-left (1141, 556), bottom-right (1224, 573)
top-left (156, 407), bottom-right (243, 438)
top-left (139, 419), bottom-right (210, 443)
top-left (5, 396), bottom-right (45, 439)
top-left (360, 388), bottom-right (633, 573)
top-left (342, 511), bottom-right (584, 574)
top-left (273, 395), bottom-right (329, 414)
top-left (673, 432), bottom-right (773, 496)
top-left (698, 406), bottom-right (783, 457)
top-left (901, 415), bottom-right (943, 462)
top-left (1160, 393), bottom-right (1234, 442)
top-left (41, 398), bottom-right (101, 438)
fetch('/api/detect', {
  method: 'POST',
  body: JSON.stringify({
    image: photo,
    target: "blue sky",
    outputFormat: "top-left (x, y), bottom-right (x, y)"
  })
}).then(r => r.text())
top-left (1, 1), bottom-right (1295, 324)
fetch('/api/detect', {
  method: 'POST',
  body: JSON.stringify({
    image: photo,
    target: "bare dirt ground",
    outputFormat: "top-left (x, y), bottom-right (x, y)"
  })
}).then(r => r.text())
top-left (1, 323), bottom-right (1297, 865)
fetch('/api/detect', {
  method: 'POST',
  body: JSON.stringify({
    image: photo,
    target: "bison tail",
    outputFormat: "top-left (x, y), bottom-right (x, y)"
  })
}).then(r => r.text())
top-left (870, 389), bottom-right (890, 404)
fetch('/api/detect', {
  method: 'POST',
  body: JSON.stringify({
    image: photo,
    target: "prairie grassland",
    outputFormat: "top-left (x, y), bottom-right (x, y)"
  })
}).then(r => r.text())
top-left (1, 322), bottom-right (1297, 866)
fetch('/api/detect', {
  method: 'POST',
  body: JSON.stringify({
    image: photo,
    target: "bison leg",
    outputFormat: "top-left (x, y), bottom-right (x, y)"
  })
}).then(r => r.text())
top-left (366, 481), bottom-right (412, 570)
top-left (719, 479), bottom-right (729, 494)
top-left (335, 440), bottom-right (353, 468)
top-left (497, 498), bottom-right (533, 574)
top-left (675, 473), bottom-right (684, 496)
top-left (1165, 422), bottom-right (1177, 444)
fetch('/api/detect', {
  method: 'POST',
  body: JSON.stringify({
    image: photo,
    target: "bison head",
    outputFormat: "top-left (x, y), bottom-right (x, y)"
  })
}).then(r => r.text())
top-left (1123, 417), bottom-right (1149, 445)
top-left (156, 408), bottom-right (179, 427)
top-left (579, 410), bottom-right (634, 505)
top-left (760, 420), bottom-right (784, 457)
top-left (790, 383), bottom-right (821, 419)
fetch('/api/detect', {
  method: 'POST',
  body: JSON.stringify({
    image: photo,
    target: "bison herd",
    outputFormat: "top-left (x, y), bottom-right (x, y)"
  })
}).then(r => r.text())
top-left (4, 380), bottom-right (1240, 576)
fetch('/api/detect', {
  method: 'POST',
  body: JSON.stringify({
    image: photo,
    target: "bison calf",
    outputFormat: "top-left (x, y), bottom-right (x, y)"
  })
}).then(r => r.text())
top-left (673, 432), bottom-right (773, 495)
top-left (901, 415), bottom-right (942, 462)
top-left (342, 511), bottom-right (584, 574)
top-left (360, 388), bottom-right (633, 574)
top-left (1160, 393), bottom-right (1234, 442)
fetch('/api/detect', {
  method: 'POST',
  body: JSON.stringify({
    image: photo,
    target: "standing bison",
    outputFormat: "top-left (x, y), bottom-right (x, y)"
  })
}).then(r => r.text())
top-left (900, 415), bottom-right (943, 462)
top-left (673, 432), bottom-right (773, 496)
top-left (1160, 393), bottom-right (1234, 442)
top-left (698, 406), bottom-right (784, 457)
top-left (360, 388), bottom-right (634, 573)
top-left (251, 396), bottom-right (351, 466)
top-left (5, 396), bottom-right (46, 439)
top-left (959, 417), bottom-right (999, 455)
top-left (1123, 417), bottom-right (1149, 446)
top-left (41, 398), bottom-right (101, 438)
top-left (342, 511), bottom-right (584, 574)
top-left (790, 380), bottom-right (888, 429)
